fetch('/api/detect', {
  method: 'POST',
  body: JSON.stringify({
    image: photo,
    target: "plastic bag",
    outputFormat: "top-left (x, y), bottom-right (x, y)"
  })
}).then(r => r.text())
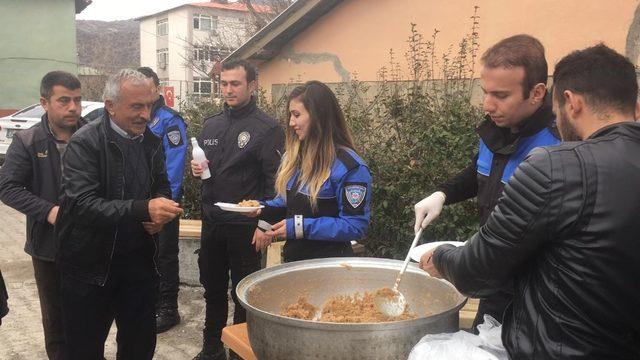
top-left (407, 315), bottom-right (508, 360)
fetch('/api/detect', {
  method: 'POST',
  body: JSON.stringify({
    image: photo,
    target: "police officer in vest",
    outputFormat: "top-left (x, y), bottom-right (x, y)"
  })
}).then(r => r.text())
top-left (137, 67), bottom-right (188, 333)
top-left (252, 81), bottom-right (372, 262)
top-left (413, 34), bottom-right (560, 330)
top-left (190, 60), bottom-right (284, 360)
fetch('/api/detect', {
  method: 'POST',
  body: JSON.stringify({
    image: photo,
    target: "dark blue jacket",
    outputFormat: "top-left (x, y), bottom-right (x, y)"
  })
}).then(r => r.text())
top-left (149, 96), bottom-right (187, 201)
top-left (261, 147), bottom-right (371, 260)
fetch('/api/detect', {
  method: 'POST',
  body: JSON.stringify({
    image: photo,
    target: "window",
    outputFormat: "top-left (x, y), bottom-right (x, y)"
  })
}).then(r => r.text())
top-left (157, 48), bottom-right (168, 69)
top-left (193, 46), bottom-right (216, 62)
top-left (193, 14), bottom-right (217, 31)
top-left (193, 77), bottom-right (212, 95)
top-left (156, 18), bottom-right (168, 36)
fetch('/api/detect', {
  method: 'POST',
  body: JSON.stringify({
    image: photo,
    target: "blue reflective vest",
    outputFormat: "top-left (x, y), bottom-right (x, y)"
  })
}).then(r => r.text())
top-left (264, 147), bottom-right (372, 243)
top-left (477, 127), bottom-right (560, 184)
top-left (149, 104), bottom-right (187, 201)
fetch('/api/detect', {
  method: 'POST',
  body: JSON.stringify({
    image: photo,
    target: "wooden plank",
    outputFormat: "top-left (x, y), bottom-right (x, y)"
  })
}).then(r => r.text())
top-left (266, 241), bottom-right (285, 268)
top-left (179, 219), bottom-right (202, 239)
top-left (459, 298), bottom-right (480, 330)
top-left (221, 323), bottom-right (257, 360)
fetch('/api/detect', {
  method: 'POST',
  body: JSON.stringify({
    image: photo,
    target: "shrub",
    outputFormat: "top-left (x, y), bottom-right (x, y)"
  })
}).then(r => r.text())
top-left (179, 98), bottom-right (221, 219)
top-left (341, 19), bottom-right (483, 258)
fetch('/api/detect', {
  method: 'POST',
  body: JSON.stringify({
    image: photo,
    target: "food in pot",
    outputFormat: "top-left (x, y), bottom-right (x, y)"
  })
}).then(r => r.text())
top-left (238, 199), bottom-right (260, 207)
top-left (281, 296), bottom-right (318, 320)
top-left (281, 288), bottom-right (416, 323)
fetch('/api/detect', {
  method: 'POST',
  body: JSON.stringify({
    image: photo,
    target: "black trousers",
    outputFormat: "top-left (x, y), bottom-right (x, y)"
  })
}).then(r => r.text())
top-left (61, 248), bottom-right (158, 360)
top-left (157, 216), bottom-right (180, 309)
top-left (32, 258), bottom-right (65, 360)
top-left (198, 222), bottom-right (260, 349)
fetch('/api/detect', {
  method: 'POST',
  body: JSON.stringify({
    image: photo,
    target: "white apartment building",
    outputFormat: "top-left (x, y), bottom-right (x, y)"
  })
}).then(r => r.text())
top-left (137, 1), bottom-right (267, 108)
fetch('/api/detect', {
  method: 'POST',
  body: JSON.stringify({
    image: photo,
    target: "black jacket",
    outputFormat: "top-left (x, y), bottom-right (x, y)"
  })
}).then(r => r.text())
top-left (56, 113), bottom-right (171, 286)
top-left (439, 102), bottom-right (558, 225)
top-left (434, 122), bottom-right (640, 359)
top-left (0, 115), bottom-right (87, 261)
top-left (198, 97), bottom-right (284, 224)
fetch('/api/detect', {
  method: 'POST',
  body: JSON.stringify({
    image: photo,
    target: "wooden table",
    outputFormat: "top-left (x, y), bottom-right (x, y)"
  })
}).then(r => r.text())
top-left (221, 323), bottom-right (257, 360)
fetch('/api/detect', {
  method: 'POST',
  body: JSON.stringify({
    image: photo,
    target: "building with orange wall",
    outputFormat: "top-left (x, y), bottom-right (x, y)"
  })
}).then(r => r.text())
top-left (227, 0), bottom-right (640, 102)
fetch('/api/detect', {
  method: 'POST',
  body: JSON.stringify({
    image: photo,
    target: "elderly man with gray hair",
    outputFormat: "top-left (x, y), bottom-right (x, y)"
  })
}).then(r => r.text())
top-left (56, 69), bottom-right (183, 359)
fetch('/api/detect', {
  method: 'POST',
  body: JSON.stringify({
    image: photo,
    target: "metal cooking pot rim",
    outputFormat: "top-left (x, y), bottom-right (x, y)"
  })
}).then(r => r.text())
top-left (236, 257), bottom-right (467, 330)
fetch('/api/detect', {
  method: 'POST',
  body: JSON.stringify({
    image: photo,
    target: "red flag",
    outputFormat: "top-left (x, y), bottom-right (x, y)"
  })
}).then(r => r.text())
top-left (163, 86), bottom-right (175, 108)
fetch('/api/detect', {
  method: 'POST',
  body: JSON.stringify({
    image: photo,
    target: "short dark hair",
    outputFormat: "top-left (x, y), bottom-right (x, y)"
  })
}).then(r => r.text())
top-left (553, 43), bottom-right (638, 116)
top-left (137, 66), bottom-right (160, 86)
top-left (481, 34), bottom-right (548, 98)
top-left (221, 59), bottom-right (256, 83)
top-left (40, 71), bottom-right (81, 99)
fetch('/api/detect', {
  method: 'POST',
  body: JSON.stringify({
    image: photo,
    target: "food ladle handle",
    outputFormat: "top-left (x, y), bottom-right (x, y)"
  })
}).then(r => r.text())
top-left (393, 228), bottom-right (423, 292)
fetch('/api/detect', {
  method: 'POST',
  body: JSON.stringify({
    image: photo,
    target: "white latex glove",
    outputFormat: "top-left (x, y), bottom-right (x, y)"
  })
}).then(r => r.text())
top-left (414, 191), bottom-right (446, 233)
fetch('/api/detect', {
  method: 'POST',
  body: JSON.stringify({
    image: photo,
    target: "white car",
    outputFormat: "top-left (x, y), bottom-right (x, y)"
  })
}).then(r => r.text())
top-left (0, 101), bottom-right (104, 164)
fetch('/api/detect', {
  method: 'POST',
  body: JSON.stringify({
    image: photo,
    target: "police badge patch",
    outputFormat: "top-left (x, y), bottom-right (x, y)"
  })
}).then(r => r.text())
top-left (238, 131), bottom-right (250, 148)
top-left (343, 183), bottom-right (367, 215)
top-left (166, 125), bottom-right (183, 147)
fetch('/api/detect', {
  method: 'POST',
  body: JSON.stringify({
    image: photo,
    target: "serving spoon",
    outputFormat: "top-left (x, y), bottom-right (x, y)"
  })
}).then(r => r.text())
top-left (374, 228), bottom-right (424, 317)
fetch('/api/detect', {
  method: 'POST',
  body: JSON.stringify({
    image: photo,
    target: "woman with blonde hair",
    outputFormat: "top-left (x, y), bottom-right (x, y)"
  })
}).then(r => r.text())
top-left (252, 80), bottom-right (372, 262)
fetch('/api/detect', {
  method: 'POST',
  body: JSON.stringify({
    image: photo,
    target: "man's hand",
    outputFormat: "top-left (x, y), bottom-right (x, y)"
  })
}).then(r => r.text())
top-left (414, 191), bottom-right (446, 233)
top-left (419, 249), bottom-right (443, 278)
top-left (252, 228), bottom-right (272, 252)
top-left (142, 222), bottom-right (163, 235)
top-left (148, 198), bottom-right (182, 224)
top-left (47, 206), bottom-right (59, 225)
top-left (265, 219), bottom-right (286, 239)
top-left (190, 159), bottom-right (208, 177)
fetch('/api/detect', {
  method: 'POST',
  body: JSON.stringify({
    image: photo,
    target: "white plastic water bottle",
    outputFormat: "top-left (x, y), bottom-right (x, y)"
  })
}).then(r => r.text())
top-left (191, 137), bottom-right (211, 180)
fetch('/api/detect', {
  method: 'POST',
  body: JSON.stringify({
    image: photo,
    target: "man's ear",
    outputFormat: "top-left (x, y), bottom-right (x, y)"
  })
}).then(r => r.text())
top-left (635, 101), bottom-right (640, 120)
top-left (40, 97), bottom-right (48, 112)
top-left (564, 90), bottom-right (585, 118)
top-left (530, 83), bottom-right (547, 104)
top-left (105, 100), bottom-right (115, 116)
top-left (248, 80), bottom-right (257, 94)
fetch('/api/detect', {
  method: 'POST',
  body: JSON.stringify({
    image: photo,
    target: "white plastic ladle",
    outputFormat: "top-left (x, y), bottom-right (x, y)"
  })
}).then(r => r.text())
top-left (374, 228), bottom-right (424, 317)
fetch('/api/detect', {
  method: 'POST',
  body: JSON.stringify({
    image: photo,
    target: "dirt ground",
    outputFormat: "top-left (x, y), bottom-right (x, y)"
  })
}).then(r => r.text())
top-left (0, 203), bottom-right (233, 360)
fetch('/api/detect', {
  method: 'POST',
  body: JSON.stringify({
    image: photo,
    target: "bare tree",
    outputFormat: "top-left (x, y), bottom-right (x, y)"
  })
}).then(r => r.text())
top-left (241, 0), bottom-right (293, 33)
top-left (179, 0), bottom-right (293, 98)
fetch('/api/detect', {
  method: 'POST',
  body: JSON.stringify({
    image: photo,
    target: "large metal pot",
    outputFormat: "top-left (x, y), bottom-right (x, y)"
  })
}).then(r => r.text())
top-left (236, 257), bottom-right (466, 360)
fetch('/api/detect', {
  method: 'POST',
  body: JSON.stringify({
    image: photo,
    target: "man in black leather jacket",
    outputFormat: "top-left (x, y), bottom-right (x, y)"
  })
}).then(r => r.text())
top-left (421, 44), bottom-right (640, 359)
top-left (0, 71), bottom-right (86, 359)
top-left (0, 269), bottom-right (7, 326)
top-left (56, 69), bottom-right (183, 359)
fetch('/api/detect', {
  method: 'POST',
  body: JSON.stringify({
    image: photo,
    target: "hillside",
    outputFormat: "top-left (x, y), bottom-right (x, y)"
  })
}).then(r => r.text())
top-left (76, 19), bottom-right (139, 71)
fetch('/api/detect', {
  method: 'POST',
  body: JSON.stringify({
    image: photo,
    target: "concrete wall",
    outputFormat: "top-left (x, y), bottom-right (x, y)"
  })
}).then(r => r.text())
top-left (139, 17), bottom-right (157, 75)
top-left (0, 0), bottom-right (78, 111)
top-left (256, 0), bottom-right (640, 97)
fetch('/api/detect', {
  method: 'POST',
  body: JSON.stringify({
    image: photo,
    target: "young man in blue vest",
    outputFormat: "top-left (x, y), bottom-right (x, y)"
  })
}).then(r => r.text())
top-left (138, 67), bottom-right (188, 333)
top-left (413, 34), bottom-right (560, 330)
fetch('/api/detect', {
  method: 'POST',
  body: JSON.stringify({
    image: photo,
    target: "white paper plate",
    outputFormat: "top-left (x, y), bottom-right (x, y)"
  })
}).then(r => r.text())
top-left (409, 241), bottom-right (465, 262)
top-left (215, 202), bottom-right (264, 213)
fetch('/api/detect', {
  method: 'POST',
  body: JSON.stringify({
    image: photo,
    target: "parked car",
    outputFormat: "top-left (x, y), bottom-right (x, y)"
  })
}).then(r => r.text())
top-left (0, 101), bottom-right (104, 164)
